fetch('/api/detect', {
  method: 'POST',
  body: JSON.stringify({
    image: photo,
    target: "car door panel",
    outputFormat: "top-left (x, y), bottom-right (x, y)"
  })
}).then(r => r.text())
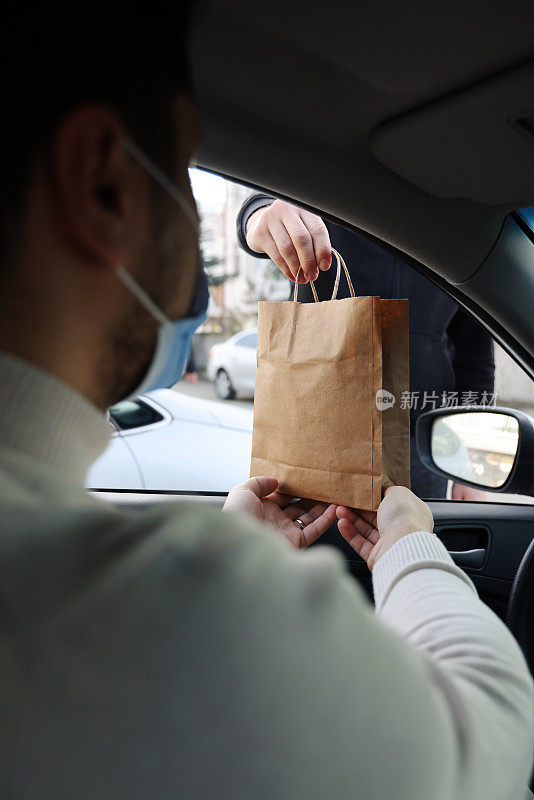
top-left (316, 500), bottom-right (534, 620)
top-left (431, 501), bottom-right (534, 620)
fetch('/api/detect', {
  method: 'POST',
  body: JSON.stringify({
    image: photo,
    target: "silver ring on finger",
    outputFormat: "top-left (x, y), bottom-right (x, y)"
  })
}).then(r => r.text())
top-left (295, 518), bottom-right (306, 531)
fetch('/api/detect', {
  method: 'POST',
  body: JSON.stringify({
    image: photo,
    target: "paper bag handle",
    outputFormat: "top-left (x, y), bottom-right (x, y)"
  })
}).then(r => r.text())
top-left (293, 248), bottom-right (355, 302)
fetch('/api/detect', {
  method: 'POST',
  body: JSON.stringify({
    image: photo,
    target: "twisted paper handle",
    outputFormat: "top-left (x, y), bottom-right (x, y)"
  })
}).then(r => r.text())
top-left (293, 248), bottom-right (355, 302)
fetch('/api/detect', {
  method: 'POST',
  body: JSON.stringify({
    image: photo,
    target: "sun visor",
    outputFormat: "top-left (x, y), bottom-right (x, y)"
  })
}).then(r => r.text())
top-left (371, 60), bottom-right (534, 206)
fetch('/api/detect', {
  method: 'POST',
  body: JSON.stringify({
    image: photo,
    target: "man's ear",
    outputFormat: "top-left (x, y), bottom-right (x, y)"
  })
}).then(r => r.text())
top-left (48, 105), bottom-right (149, 270)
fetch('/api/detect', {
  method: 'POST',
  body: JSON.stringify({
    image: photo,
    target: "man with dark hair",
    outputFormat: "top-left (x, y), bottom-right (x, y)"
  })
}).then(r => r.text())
top-left (0, 7), bottom-right (531, 800)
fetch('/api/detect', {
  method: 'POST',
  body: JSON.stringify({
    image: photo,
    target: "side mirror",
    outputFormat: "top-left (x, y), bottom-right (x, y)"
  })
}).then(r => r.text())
top-left (415, 406), bottom-right (534, 495)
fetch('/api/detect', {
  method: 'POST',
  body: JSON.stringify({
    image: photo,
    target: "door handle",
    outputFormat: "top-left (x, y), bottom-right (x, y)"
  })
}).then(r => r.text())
top-left (448, 548), bottom-right (486, 569)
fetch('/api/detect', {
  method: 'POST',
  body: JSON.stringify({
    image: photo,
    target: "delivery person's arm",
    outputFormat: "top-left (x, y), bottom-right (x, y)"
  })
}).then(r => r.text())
top-left (236, 192), bottom-right (275, 256)
top-left (219, 481), bottom-right (534, 799)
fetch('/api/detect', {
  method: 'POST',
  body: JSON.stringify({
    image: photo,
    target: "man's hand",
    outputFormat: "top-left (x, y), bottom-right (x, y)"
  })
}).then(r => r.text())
top-left (246, 200), bottom-right (332, 283)
top-left (223, 476), bottom-right (337, 549)
top-left (336, 486), bottom-right (434, 571)
top-left (451, 481), bottom-right (486, 501)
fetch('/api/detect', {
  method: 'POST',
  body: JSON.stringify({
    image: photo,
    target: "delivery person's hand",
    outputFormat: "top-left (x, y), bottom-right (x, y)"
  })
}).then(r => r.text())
top-left (223, 476), bottom-right (337, 549)
top-left (246, 200), bottom-right (332, 283)
top-left (336, 486), bottom-right (434, 571)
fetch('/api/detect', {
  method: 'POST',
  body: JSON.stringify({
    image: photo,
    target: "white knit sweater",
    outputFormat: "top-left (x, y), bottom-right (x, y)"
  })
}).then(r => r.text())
top-left (0, 350), bottom-right (532, 800)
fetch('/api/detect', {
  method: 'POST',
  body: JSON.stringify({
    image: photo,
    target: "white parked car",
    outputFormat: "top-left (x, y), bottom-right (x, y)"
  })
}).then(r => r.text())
top-left (207, 328), bottom-right (257, 400)
top-left (87, 389), bottom-right (252, 492)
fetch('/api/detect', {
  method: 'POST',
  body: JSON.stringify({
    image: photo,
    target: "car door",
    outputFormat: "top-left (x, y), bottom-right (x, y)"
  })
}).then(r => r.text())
top-left (87, 397), bottom-right (168, 490)
top-left (88, 430), bottom-right (145, 490)
top-left (110, 390), bottom-right (253, 492)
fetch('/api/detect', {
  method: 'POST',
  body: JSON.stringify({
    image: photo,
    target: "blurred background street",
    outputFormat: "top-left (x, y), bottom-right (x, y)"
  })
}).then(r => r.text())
top-left (176, 377), bottom-right (253, 411)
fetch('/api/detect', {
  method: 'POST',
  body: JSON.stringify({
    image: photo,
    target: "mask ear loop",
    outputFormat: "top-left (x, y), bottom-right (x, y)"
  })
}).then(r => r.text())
top-left (123, 138), bottom-right (200, 233)
top-left (114, 265), bottom-right (170, 327)
top-left (293, 248), bottom-right (355, 302)
top-left (118, 138), bottom-right (203, 326)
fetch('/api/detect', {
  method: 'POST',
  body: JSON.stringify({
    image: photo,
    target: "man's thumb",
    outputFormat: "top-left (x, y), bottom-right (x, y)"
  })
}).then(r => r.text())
top-left (244, 476), bottom-right (279, 498)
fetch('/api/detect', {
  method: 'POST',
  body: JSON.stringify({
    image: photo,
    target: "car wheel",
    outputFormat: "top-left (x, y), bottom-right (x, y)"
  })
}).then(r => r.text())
top-left (215, 369), bottom-right (235, 400)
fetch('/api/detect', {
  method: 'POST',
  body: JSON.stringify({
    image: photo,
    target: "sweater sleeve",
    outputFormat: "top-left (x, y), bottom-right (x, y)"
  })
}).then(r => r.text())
top-left (373, 531), bottom-right (534, 800)
top-left (236, 192), bottom-right (274, 257)
top-left (155, 509), bottom-right (534, 800)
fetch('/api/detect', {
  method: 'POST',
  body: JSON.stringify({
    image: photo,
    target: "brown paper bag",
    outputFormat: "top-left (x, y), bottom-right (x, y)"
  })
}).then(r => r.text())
top-left (250, 249), bottom-right (410, 511)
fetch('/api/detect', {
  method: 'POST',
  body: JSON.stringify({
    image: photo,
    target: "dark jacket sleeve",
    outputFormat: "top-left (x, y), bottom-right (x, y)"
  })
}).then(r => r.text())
top-left (447, 307), bottom-right (495, 398)
top-left (236, 193), bottom-right (274, 258)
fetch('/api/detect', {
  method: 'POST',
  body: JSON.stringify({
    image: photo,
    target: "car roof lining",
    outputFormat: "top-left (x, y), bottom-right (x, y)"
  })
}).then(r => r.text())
top-left (372, 59), bottom-right (534, 207)
top-left (190, 0), bottom-right (534, 284)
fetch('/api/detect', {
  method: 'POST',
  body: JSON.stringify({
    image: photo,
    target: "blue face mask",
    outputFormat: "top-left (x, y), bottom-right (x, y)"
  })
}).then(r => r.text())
top-left (114, 139), bottom-right (209, 401)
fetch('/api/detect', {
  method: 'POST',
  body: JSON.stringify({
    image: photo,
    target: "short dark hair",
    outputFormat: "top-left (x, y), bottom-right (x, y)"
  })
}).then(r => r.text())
top-left (1, 3), bottom-right (196, 262)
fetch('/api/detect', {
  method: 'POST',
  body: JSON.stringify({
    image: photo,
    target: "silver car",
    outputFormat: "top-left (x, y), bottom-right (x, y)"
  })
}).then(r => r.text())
top-left (87, 389), bottom-right (252, 492)
top-left (207, 328), bottom-right (257, 400)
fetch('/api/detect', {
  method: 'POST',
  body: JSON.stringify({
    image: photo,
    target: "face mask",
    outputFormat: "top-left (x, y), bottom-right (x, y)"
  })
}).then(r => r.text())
top-left (114, 138), bottom-right (209, 401)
